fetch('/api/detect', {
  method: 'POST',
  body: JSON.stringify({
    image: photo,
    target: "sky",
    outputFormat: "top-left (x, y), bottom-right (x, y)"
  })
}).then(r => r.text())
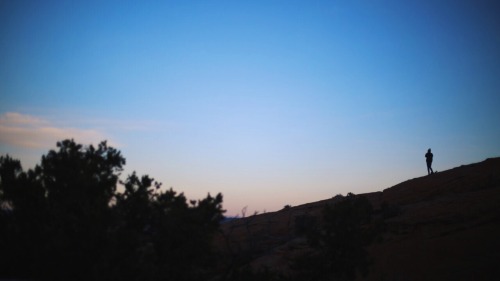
top-left (1, 0), bottom-right (499, 216)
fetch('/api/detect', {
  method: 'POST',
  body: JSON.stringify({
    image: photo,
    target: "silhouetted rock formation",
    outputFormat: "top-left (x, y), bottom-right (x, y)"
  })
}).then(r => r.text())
top-left (215, 157), bottom-right (500, 281)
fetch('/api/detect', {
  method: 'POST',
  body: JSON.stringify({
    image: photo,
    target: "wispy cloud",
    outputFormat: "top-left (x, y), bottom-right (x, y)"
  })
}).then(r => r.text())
top-left (0, 112), bottom-right (112, 149)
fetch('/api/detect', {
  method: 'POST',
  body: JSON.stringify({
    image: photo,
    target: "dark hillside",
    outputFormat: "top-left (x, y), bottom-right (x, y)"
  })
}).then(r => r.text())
top-left (367, 158), bottom-right (500, 281)
top-left (214, 157), bottom-right (500, 280)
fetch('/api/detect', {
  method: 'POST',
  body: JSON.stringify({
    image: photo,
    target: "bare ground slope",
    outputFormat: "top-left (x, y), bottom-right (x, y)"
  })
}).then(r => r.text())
top-left (214, 157), bottom-right (500, 280)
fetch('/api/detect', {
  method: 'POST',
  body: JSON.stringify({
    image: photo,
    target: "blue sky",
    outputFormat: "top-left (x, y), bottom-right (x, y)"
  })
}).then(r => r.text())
top-left (1, 0), bottom-right (500, 215)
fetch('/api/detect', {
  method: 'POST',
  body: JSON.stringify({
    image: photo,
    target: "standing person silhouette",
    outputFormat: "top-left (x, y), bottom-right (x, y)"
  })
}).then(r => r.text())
top-left (425, 148), bottom-right (434, 175)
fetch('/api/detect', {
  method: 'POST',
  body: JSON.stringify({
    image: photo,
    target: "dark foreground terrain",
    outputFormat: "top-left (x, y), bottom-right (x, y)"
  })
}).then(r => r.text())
top-left (214, 157), bottom-right (500, 281)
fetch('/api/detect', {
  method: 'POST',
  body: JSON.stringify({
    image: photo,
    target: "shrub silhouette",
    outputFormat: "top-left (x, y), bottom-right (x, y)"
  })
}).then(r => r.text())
top-left (0, 139), bottom-right (225, 281)
top-left (293, 193), bottom-right (375, 281)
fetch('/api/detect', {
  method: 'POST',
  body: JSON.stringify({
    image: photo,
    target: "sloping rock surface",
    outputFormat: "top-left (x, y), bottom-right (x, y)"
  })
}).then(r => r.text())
top-left (214, 157), bottom-right (500, 280)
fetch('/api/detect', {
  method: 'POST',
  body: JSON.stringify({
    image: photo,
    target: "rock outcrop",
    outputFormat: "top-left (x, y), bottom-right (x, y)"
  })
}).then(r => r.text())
top-left (214, 157), bottom-right (500, 280)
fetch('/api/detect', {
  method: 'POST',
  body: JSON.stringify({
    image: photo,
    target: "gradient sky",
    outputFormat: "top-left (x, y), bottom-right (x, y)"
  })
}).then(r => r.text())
top-left (1, 0), bottom-right (499, 216)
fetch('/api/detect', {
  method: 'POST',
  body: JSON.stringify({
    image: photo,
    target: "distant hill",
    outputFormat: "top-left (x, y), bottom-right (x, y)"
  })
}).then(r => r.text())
top-left (214, 157), bottom-right (500, 280)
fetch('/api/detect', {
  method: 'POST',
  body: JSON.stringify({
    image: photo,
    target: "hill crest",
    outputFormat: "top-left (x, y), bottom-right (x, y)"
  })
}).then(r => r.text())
top-left (215, 157), bottom-right (500, 280)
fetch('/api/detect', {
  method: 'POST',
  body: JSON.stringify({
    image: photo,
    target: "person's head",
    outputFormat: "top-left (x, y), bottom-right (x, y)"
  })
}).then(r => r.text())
top-left (428, 148), bottom-right (431, 152)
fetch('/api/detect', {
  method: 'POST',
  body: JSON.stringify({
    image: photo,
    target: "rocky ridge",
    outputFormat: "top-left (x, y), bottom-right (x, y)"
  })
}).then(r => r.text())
top-left (214, 157), bottom-right (500, 280)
